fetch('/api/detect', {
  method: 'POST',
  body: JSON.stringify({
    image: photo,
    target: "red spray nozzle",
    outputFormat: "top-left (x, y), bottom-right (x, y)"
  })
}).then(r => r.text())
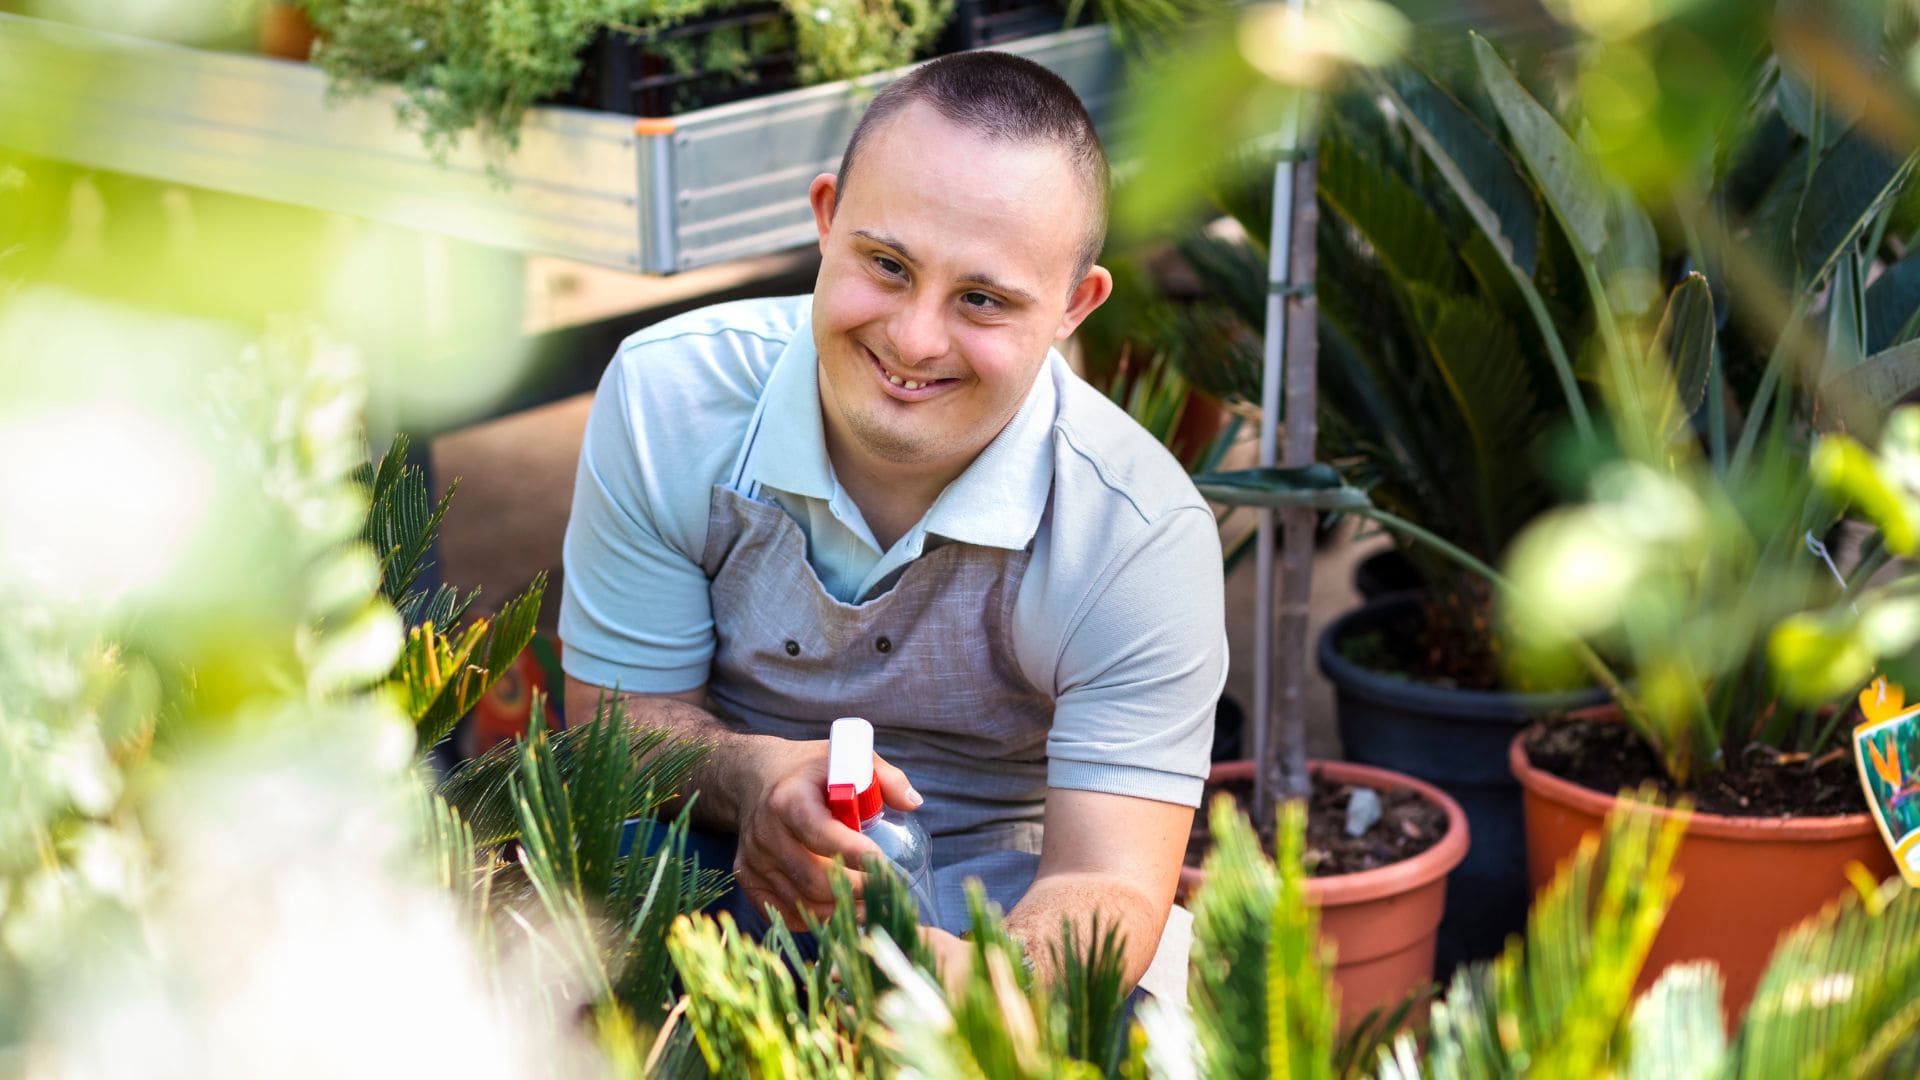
top-left (826, 718), bottom-right (882, 830)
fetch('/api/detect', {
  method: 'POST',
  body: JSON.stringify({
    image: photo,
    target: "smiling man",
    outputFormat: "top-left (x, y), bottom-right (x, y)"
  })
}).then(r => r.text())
top-left (560, 51), bottom-right (1226, 993)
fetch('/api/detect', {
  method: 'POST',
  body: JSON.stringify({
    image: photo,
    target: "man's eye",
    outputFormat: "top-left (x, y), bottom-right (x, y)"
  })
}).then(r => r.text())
top-left (873, 255), bottom-right (904, 276)
top-left (962, 291), bottom-right (1000, 311)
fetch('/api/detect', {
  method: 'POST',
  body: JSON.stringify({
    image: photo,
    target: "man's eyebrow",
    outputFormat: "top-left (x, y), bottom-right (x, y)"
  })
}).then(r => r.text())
top-left (852, 229), bottom-right (1040, 306)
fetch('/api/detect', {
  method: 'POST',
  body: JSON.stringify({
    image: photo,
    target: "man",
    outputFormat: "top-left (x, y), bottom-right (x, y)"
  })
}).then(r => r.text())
top-left (559, 50), bottom-right (1226, 992)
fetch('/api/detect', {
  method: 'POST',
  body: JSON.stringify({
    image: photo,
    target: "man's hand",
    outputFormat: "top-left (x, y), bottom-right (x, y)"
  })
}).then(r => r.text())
top-left (564, 676), bottom-right (926, 929)
top-left (919, 926), bottom-right (975, 997)
top-left (732, 738), bottom-right (923, 928)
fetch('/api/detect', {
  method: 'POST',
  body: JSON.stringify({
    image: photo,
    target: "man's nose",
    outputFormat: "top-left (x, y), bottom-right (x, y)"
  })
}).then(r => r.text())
top-left (886, 291), bottom-right (949, 368)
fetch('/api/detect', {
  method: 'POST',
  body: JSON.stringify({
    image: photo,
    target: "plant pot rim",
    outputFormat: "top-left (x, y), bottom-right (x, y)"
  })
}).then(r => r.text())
top-left (1196, 758), bottom-right (1470, 905)
top-left (1508, 722), bottom-right (1878, 841)
top-left (1318, 593), bottom-right (1607, 717)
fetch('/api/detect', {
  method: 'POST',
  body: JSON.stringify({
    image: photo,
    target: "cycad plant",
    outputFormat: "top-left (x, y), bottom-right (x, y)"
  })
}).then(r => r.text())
top-left (359, 432), bottom-right (547, 754)
top-left (427, 692), bottom-right (726, 1039)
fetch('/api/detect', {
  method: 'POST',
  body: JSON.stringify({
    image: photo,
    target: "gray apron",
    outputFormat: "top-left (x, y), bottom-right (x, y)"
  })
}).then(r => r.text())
top-left (699, 413), bottom-right (1056, 933)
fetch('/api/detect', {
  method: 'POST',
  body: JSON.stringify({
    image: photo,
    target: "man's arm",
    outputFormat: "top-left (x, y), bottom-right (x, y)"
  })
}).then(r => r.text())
top-left (564, 674), bottom-right (920, 927)
top-left (925, 788), bottom-right (1193, 991)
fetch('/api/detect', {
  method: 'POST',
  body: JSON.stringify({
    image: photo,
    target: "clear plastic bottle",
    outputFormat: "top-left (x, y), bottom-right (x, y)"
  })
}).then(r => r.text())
top-left (825, 717), bottom-right (942, 928)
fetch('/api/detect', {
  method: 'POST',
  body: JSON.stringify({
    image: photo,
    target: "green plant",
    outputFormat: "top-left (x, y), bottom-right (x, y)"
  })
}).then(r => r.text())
top-left (781, 0), bottom-right (953, 85)
top-left (432, 691), bottom-right (725, 1032)
top-left (358, 432), bottom-right (547, 752)
top-left (1154, 6), bottom-right (1920, 786)
top-left (299, 0), bottom-right (709, 153)
top-left (1469, 14), bottom-right (1920, 784)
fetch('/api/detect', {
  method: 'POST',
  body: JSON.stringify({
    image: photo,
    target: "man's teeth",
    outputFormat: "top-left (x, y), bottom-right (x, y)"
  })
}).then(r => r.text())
top-left (886, 373), bottom-right (926, 390)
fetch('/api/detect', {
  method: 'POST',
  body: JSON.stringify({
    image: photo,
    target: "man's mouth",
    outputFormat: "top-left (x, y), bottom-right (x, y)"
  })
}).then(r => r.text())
top-left (865, 346), bottom-right (958, 400)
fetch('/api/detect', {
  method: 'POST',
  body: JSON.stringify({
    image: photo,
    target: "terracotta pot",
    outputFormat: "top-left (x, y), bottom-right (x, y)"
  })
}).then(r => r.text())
top-left (1320, 593), bottom-right (1606, 973)
top-left (258, 2), bottom-right (317, 61)
top-left (1510, 722), bottom-right (1896, 1021)
top-left (1181, 758), bottom-right (1470, 1029)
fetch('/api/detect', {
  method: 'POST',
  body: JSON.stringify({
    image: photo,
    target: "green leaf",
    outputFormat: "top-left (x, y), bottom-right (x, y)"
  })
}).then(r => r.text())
top-left (1650, 273), bottom-right (1720, 436)
top-left (1811, 434), bottom-right (1919, 555)
top-left (409, 575), bottom-right (546, 750)
top-left (1188, 795), bottom-right (1334, 1080)
top-left (1626, 964), bottom-right (1728, 1080)
top-left (1376, 61), bottom-right (1542, 276)
top-left (360, 434), bottom-right (457, 607)
top-left (1471, 34), bottom-right (1610, 259)
top-left (1824, 248), bottom-right (1869, 386)
top-left (1734, 876), bottom-right (1920, 1076)
top-left (1191, 465), bottom-right (1373, 511)
top-left (1053, 913), bottom-right (1132, 1077)
top-left (1794, 128), bottom-right (1912, 287)
top-left (1318, 124), bottom-right (1460, 292)
top-left (1404, 796), bottom-right (1687, 1077)
top-left (1411, 284), bottom-right (1544, 542)
top-left (1866, 249), bottom-right (1920, 354)
top-left (1821, 338), bottom-right (1920, 420)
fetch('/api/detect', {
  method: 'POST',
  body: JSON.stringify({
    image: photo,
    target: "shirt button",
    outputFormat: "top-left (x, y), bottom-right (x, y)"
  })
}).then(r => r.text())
top-left (875, 635), bottom-right (892, 654)
top-left (784, 639), bottom-right (800, 657)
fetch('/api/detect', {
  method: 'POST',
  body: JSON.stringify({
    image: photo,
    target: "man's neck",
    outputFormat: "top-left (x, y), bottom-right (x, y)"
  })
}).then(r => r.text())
top-left (823, 432), bottom-right (968, 553)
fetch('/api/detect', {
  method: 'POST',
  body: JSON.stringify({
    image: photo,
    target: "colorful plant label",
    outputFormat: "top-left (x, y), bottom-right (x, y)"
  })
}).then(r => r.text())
top-left (1855, 679), bottom-right (1920, 888)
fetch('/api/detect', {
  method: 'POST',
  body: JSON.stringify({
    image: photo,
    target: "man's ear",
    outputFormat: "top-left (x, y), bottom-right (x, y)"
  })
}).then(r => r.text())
top-left (809, 173), bottom-right (839, 247)
top-left (1054, 264), bottom-right (1115, 341)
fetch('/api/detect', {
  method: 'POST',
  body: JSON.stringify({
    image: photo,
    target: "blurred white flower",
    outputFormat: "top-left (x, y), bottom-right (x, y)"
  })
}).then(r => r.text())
top-left (0, 402), bottom-right (214, 610)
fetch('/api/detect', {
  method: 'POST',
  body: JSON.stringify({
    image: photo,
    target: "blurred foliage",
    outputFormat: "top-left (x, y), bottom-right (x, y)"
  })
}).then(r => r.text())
top-left (297, 0), bottom-right (710, 154)
top-left (783, 0), bottom-right (952, 85)
top-left (1122, 0), bottom-right (1920, 780)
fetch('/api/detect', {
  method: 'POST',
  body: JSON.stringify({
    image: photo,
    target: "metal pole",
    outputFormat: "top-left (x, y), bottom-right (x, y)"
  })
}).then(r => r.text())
top-left (1251, 157), bottom-right (1293, 827)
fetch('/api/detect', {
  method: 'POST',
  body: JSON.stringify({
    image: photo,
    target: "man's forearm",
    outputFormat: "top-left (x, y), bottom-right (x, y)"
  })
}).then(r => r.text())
top-left (1002, 872), bottom-right (1167, 990)
top-left (577, 686), bottom-right (776, 833)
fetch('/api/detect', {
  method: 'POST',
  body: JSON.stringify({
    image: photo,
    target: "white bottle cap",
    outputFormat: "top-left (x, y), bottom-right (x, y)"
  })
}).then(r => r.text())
top-left (826, 717), bottom-right (879, 828)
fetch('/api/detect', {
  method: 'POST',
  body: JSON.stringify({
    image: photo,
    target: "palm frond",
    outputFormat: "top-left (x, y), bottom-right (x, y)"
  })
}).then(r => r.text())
top-left (437, 691), bottom-right (704, 850)
top-left (394, 581), bottom-right (479, 632)
top-left (1187, 795), bottom-right (1335, 1080)
top-left (503, 700), bottom-right (724, 1024)
top-left (1332, 991), bottom-right (1424, 1080)
top-left (669, 913), bottom-right (865, 1078)
top-left (1731, 873), bottom-right (1920, 1076)
top-left (1627, 963), bottom-right (1727, 1080)
top-left (610, 807), bottom-right (728, 1026)
top-left (416, 785), bottom-right (485, 914)
top-left (410, 575), bottom-right (547, 749)
top-left (1054, 913), bottom-right (1133, 1078)
top-left (1390, 791), bottom-right (1688, 1078)
top-left (361, 432), bottom-right (457, 605)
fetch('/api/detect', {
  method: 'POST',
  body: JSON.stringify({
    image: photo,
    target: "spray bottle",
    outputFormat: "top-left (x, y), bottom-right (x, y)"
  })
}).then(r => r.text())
top-left (826, 717), bottom-right (942, 927)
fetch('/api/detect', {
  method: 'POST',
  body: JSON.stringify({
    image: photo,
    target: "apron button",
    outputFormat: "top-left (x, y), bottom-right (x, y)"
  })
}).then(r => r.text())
top-left (784, 639), bottom-right (800, 656)
top-left (875, 635), bottom-right (892, 654)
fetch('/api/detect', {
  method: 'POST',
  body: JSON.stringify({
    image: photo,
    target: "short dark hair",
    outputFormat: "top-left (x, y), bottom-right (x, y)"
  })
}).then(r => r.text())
top-left (835, 50), bottom-right (1110, 283)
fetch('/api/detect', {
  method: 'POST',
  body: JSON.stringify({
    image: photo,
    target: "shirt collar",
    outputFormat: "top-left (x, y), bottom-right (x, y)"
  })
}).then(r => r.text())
top-left (748, 321), bottom-right (1060, 552)
top-left (747, 318), bottom-right (836, 502)
top-left (920, 352), bottom-right (1058, 551)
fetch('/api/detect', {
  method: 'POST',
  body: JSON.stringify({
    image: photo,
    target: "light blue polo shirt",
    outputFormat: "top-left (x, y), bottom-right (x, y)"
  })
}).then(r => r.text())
top-left (559, 295), bottom-right (1227, 806)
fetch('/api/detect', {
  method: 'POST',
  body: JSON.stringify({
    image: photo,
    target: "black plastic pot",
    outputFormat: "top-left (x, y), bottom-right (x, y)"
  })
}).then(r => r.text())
top-left (1351, 546), bottom-right (1424, 602)
top-left (935, 0), bottom-right (1075, 52)
top-left (571, 4), bottom-right (797, 118)
top-left (1318, 592), bottom-right (1606, 976)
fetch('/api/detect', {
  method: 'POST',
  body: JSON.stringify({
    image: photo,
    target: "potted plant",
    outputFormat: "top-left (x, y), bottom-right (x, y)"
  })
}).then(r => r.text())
top-left (1178, 0), bottom-right (1920, 974)
top-left (1165, 49), bottom-right (1610, 970)
top-left (1104, 1), bottom-right (1487, 1023)
top-left (1477, 6), bottom-right (1920, 1017)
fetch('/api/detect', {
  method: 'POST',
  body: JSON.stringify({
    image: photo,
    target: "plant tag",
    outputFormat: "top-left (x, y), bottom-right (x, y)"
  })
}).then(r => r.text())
top-left (1854, 686), bottom-right (1920, 888)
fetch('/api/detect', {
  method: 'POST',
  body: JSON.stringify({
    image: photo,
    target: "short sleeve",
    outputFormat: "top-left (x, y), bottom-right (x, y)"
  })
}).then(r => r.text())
top-left (1044, 505), bottom-right (1227, 806)
top-left (558, 357), bottom-right (716, 693)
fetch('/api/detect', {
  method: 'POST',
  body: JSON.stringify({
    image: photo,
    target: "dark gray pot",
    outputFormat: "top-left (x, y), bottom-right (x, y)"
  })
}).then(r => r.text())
top-left (1318, 592), bottom-right (1607, 976)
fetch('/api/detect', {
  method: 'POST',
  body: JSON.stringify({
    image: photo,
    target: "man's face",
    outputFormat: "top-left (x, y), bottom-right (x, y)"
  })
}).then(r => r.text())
top-left (808, 103), bottom-right (1111, 479)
